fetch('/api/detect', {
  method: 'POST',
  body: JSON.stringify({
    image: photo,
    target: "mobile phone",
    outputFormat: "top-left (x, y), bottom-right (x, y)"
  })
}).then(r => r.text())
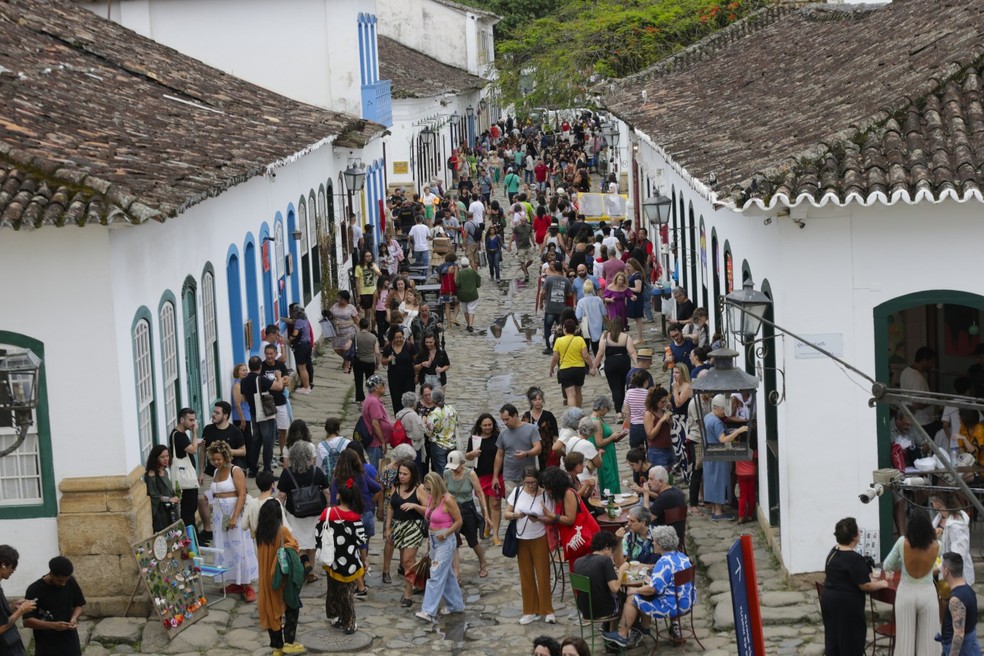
top-left (527, 511), bottom-right (540, 518)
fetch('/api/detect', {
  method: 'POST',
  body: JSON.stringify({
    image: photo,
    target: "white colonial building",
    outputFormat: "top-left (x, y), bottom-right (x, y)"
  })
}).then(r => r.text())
top-left (609, 0), bottom-right (984, 576)
top-left (0, 0), bottom-right (382, 612)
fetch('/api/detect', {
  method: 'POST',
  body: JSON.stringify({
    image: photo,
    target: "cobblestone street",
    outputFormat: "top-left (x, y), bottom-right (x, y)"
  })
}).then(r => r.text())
top-left (67, 250), bottom-right (832, 655)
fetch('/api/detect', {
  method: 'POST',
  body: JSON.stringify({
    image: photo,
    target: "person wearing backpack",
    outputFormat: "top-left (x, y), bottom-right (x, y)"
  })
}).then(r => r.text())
top-left (276, 441), bottom-right (329, 584)
top-left (316, 417), bottom-right (350, 484)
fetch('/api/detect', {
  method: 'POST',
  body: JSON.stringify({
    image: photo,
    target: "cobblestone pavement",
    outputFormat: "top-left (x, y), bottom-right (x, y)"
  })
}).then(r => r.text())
top-left (72, 245), bottom-right (830, 655)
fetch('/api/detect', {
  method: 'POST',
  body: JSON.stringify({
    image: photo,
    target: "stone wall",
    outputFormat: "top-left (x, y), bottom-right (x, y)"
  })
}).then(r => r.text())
top-left (57, 466), bottom-right (153, 617)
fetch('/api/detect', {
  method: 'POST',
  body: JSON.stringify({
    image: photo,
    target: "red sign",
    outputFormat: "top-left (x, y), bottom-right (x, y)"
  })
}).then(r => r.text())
top-left (261, 240), bottom-right (270, 272)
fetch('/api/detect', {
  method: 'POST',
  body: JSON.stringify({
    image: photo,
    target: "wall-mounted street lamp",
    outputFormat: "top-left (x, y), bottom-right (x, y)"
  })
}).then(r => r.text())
top-left (0, 349), bottom-right (42, 458)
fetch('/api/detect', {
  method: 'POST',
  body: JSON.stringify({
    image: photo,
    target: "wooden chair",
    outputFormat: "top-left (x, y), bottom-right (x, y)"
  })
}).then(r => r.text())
top-left (868, 586), bottom-right (896, 655)
top-left (185, 525), bottom-right (230, 606)
top-left (814, 581), bottom-right (825, 613)
top-left (570, 572), bottom-right (620, 655)
top-left (653, 566), bottom-right (704, 652)
top-left (663, 505), bottom-right (688, 554)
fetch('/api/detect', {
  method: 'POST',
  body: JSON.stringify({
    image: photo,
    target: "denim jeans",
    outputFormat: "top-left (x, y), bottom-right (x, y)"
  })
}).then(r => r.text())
top-left (414, 249), bottom-right (431, 269)
top-left (421, 532), bottom-right (465, 616)
top-left (629, 424), bottom-right (647, 450)
top-left (543, 313), bottom-right (561, 348)
top-left (940, 631), bottom-right (981, 655)
top-left (365, 445), bottom-right (383, 471)
top-left (254, 418), bottom-right (277, 471)
top-left (430, 443), bottom-right (451, 473)
top-left (647, 447), bottom-right (675, 469)
top-left (487, 250), bottom-right (501, 280)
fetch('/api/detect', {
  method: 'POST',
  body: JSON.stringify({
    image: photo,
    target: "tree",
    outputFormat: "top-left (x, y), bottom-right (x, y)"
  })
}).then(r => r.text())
top-left (490, 0), bottom-right (762, 111)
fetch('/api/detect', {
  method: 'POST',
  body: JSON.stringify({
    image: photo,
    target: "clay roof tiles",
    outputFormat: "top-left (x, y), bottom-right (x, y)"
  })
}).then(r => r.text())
top-left (606, 0), bottom-right (984, 210)
top-left (378, 36), bottom-right (486, 99)
top-left (0, 0), bottom-right (382, 229)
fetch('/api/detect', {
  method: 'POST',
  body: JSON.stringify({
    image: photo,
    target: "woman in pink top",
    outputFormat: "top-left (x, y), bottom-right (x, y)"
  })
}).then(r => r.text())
top-left (623, 370), bottom-right (652, 452)
top-left (413, 473), bottom-right (464, 622)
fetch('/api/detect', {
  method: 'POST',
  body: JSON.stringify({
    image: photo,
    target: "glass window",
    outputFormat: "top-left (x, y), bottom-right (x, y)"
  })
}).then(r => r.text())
top-left (133, 318), bottom-right (155, 462)
top-left (160, 300), bottom-right (179, 432)
top-left (202, 270), bottom-right (219, 400)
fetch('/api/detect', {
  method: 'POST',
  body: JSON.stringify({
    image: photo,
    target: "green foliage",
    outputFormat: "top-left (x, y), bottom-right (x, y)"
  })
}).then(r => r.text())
top-left (491, 0), bottom-right (763, 111)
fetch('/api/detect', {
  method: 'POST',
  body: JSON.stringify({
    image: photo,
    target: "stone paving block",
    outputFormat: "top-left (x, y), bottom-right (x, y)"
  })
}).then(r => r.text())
top-left (85, 645), bottom-right (111, 656)
top-left (759, 590), bottom-right (808, 606)
top-left (91, 617), bottom-right (145, 644)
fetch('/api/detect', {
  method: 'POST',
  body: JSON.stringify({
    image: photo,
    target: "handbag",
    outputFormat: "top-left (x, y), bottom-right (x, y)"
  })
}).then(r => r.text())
top-left (407, 554), bottom-right (431, 590)
top-left (501, 488), bottom-right (525, 558)
top-left (579, 312), bottom-right (591, 341)
top-left (284, 467), bottom-right (326, 518)
top-left (168, 432), bottom-right (199, 490)
top-left (254, 389), bottom-right (276, 421)
top-left (316, 508), bottom-right (335, 567)
top-left (556, 491), bottom-right (599, 562)
top-left (319, 318), bottom-right (336, 339)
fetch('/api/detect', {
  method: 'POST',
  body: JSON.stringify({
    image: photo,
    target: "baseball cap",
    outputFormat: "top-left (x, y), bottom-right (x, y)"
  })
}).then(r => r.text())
top-left (445, 450), bottom-right (465, 470)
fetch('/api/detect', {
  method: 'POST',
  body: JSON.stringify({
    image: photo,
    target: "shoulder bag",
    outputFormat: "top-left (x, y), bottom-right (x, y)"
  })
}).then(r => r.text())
top-left (169, 430), bottom-right (198, 490)
top-left (316, 508), bottom-right (335, 567)
top-left (501, 488), bottom-right (528, 558)
top-left (284, 467), bottom-right (326, 518)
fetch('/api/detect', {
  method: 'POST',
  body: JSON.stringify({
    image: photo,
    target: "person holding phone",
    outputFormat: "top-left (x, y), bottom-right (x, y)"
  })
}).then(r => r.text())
top-left (504, 467), bottom-right (555, 626)
top-left (22, 557), bottom-right (85, 656)
top-left (0, 545), bottom-right (35, 656)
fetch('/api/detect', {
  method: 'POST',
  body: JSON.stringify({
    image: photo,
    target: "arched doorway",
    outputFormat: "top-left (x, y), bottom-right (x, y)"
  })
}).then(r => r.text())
top-left (244, 234), bottom-right (260, 355)
top-left (259, 223), bottom-right (274, 326)
top-left (711, 229), bottom-right (721, 331)
top-left (874, 290), bottom-right (984, 555)
top-left (699, 218), bottom-right (708, 311)
top-left (226, 246), bottom-right (245, 365)
top-left (287, 206), bottom-right (300, 304)
top-left (688, 203), bottom-right (697, 300)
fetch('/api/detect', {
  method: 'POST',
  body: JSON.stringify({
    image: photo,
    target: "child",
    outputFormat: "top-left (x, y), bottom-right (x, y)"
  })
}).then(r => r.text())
top-left (736, 450), bottom-right (756, 525)
top-left (319, 481), bottom-right (367, 635)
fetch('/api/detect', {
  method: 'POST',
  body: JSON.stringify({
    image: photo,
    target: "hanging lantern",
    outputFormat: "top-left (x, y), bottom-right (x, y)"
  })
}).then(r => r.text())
top-left (692, 348), bottom-right (758, 461)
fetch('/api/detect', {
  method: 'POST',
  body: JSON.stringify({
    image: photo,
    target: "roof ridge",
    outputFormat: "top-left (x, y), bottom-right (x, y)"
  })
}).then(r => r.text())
top-left (735, 47), bottom-right (984, 208)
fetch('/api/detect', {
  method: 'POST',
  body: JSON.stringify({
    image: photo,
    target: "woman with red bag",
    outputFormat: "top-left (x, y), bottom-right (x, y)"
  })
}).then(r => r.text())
top-left (539, 466), bottom-right (599, 572)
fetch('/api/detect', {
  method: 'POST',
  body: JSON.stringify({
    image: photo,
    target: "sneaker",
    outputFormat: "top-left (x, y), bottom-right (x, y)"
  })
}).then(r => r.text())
top-left (542, 347), bottom-right (553, 355)
top-left (242, 586), bottom-right (257, 603)
top-left (602, 631), bottom-right (630, 647)
top-left (354, 588), bottom-right (369, 600)
top-left (544, 614), bottom-right (557, 624)
top-left (295, 387), bottom-right (312, 395)
top-left (282, 643), bottom-right (306, 654)
top-left (200, 530), bottom-right (213, 546)
top-left (415, 610), bottom-right (435, 623)
top-left (519, 614), bottom-right (541, 625)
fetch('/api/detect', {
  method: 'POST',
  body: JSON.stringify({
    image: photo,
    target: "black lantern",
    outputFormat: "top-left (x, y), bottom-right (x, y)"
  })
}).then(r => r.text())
top-left (466, 105), bottom-right (475, 118)
top-left (0, 348), bottom-right (42, 458)
top-left (691, 347), bottom-right (758, 461)
top-left (642, 193), bottom-right (672, 226)
top-left (603, 124), bottom-right (620, 151)
top-left (343, 163), bottom-right (366, 193)
top-left (726, 279), bottom-right (771, 344)
top-left (479, 98), bottom-right (488, 112)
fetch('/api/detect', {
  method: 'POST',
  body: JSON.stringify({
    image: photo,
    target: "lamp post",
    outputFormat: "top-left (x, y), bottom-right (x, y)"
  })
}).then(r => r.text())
top-left (339, 161), bottom-right (366, 291)
top-left (691, 348), bottom-right (759, 461)
top-left (642, 192), bottom-right (672, 287)
top-left (465, 105), bottom-right (475, 149)
top-left (0, 348), bottom-right (42, 458)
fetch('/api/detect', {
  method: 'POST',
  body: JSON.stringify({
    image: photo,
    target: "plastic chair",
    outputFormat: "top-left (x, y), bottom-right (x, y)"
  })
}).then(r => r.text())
top-left (653, 566), bottom-right (704, 652)
top-left (570, 572), bottom-right (620, 655)
top-left (185, 525), bottom-right (230, 606)
top-left (868, 586), bottom-right (896, 655)
top-left (662, 505), bottom-right (688, 554)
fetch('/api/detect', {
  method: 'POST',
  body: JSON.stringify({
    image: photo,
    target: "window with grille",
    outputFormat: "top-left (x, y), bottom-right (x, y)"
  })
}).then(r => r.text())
top-left (0, 345), bottom-right (41, 506)
top-left (133, 318), bottom-right (155, 462)
top-left (160, 300), bottom-right (179, 431)
top-left (202, 270), bottom-right (219, 400)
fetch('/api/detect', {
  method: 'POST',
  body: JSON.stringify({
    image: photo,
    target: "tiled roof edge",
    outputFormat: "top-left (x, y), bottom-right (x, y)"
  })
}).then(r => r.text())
top-left (732, 186), bottom-right (984, 213)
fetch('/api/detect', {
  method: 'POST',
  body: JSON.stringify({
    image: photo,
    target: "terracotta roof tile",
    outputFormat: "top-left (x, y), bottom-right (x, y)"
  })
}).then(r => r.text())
top-left (0, 0), bottom-right (383, 229)
top-left (607, 0), bottom-right (984, 210)
top-left (378, 36), bottom-right (485, 99)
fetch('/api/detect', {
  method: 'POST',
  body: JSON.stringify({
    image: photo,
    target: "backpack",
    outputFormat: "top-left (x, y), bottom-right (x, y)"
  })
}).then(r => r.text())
top-left (389, 415), bottom-right (410, 448)
top-left (283, 467), bottom-right (326, 518)
top-left (321, 436), bottom-right (350, 481)
top-left (353, 415), bottom-right (372, 445)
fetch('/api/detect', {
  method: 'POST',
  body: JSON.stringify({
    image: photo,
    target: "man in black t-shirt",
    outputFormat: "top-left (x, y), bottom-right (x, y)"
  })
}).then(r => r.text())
top-left (200, 401), bottom-right (247, 475)
top-left (261, 344), bottom-right (291, 459)
top-left (169, 408), bottom-right (211, 542)
top-left (573, 531), bottom-right (626, 621)
top-left (672, 287), bottom-right (696, 325)
top-left (242, 355), bottom-right (282, 473)
top-left (643, 465), bottom-right (687, 548)
top-left (23, 556), bottom-right (85, 656)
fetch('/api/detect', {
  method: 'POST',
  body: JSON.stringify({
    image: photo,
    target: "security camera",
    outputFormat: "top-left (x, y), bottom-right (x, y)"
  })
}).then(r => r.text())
top-left (859, 483), bottom-right (885, 504)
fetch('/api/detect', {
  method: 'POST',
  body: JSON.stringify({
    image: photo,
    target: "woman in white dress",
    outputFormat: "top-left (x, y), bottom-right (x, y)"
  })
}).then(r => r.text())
top-left (207, 441), bottom-right (259, 602)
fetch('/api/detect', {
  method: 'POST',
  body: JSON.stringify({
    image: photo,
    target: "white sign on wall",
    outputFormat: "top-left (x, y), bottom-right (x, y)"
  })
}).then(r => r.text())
top-left (794, 334), bottom-right (844, 359)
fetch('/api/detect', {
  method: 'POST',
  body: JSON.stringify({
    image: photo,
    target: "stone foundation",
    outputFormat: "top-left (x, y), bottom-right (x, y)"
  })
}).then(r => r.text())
top-left (57, 466), bottom-right (153, 617)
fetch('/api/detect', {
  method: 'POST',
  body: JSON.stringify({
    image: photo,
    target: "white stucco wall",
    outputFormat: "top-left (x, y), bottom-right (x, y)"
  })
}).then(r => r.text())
top-left (630, 128), bottom-right (980, 574)
top-left (389, 92), bottom-right (483, 191)
top-left (80, 0), bottom-right (371, 116)
top-left (376, 0), bottom-right (492, 76)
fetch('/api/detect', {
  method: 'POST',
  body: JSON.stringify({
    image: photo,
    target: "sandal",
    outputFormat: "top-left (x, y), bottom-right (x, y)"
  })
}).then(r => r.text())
top-left (479, 566), bottom-right (488, 578)
top-left (382, 572), bottom-right (392, 584)
top-left (400, 597), bottom-right (413, 608)
top-left (688, 507), bottom-right (703, 516)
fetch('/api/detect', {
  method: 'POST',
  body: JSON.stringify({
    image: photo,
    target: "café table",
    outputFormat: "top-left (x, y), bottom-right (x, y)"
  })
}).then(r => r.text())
top-left (596, 508), bottom-right (630, 535)
top-left (588, 493), bottom-right (640, 510)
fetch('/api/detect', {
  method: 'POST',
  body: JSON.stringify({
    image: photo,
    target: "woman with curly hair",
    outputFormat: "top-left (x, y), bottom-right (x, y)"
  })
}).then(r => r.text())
top-left (540, 465), bottom-right (599, 571)
top-left (206, 440), bottom-right (258, 602)
top-left (466, 412), bottom-right (504, 543)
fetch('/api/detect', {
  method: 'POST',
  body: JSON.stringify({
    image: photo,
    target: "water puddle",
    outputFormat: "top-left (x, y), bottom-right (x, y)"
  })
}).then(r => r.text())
top-left (436, 613), bottom-right (500, 656)
top-left (487, 313), bottom-right (538, 353)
